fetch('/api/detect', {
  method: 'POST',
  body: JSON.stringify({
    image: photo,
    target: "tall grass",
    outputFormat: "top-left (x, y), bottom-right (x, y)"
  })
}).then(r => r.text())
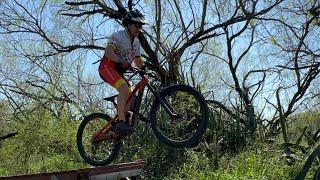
top-left (168, 143), bottom-right (301, 180)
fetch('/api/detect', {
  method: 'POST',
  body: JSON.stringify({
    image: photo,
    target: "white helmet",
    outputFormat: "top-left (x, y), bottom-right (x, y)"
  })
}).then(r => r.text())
top-left (122, 9), bottom-right (147, 26)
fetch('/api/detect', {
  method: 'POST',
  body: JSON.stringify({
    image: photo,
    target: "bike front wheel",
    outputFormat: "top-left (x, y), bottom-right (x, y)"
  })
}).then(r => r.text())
top-left (77, 113), bottom-right (121, 166)
top-left (150, 84), bottom-right (209, 148)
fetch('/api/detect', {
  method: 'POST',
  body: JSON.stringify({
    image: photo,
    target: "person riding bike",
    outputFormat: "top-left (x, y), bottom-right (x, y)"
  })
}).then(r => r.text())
top-left (99, 9), bottom-right (146, 135)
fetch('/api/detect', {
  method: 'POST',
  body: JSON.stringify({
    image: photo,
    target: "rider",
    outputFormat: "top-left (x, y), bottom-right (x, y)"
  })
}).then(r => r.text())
top-left (99, 10), bottom-right (146, 135)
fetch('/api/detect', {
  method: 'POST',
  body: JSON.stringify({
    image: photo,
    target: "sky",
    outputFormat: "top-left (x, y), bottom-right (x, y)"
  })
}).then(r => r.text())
top-left (0, 0), bottom-right (319, 120)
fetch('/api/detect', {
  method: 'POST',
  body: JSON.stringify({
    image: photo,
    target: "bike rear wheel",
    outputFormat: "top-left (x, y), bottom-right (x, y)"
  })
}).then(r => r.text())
top-left (150, 84), bottom-right (209, 148)
top-left (77, 113), bottom-right (121, 166)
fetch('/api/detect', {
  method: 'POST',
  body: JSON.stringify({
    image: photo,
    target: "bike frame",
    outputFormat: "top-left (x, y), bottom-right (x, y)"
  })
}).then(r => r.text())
top-left (92, 70), bottom-right (153, 142)
top-left (91, 69), bottom-right (179, 143)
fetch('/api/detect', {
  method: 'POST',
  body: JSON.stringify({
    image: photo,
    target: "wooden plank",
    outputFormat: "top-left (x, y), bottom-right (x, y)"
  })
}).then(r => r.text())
top-left (0, 161), bottom-right (144, 180)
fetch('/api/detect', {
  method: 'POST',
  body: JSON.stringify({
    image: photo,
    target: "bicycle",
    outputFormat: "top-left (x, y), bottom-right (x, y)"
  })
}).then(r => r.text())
top-left (76, 66), bottom-right (209, 166)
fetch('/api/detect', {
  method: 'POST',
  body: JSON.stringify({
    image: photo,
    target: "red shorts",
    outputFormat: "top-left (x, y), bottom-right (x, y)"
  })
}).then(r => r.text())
top-left (99, 57), bottom-right (128, 90)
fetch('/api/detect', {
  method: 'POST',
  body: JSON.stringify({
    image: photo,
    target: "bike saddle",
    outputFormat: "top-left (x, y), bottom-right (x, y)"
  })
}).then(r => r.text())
top-left (103, 95), bottom-right (118, 102)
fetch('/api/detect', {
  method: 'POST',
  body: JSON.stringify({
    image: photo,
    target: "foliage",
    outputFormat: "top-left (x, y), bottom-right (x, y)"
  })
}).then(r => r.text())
top-left (0, 103), bottom-right (86, 176)
top-left (169, 143), bottom-right (301, 180)
top-left (288, 110), bottom-right (320, 143)
top-left (0, 100), bottom-right (319, 179)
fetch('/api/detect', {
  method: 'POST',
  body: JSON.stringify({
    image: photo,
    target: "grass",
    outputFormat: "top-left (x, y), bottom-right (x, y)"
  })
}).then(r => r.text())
top-left (168, 142), bottom-right (301, 180)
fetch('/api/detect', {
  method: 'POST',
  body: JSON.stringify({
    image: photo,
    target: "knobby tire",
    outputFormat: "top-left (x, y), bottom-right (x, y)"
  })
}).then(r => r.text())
top-left (77, 113), bottom-right (121, 166)
top-left (150, 84), bottom-right (209, 148)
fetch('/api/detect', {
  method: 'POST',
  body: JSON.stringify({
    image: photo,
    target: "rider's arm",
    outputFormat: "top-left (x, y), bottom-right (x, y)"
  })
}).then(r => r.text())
top-left (133, 40), bottom-right (144, 69)
top-left (104, 33), bottom-right (122, 62)
top-left (104, 44), bottom-right (120, 62)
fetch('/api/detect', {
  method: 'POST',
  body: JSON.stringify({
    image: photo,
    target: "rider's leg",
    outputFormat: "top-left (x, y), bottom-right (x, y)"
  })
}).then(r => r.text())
top-left (117, 83), bottom-right (131, 121)
top-left (99, 59), bottom-right (134, 134)
top-left (115, 83), bottom-right (134, 135)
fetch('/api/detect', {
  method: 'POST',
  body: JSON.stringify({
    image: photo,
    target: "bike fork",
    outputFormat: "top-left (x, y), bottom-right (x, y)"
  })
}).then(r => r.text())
top-left (147, 84), bottom-right (180, 119)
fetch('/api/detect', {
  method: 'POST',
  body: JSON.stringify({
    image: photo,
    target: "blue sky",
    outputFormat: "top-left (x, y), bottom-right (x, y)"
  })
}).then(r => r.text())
top-left (0, 0), bottom-right (319, 119)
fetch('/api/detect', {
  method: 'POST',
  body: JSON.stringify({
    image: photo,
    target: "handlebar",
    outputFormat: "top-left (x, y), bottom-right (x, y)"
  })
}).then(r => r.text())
top-left (126, 67), bottom-right (159, 81)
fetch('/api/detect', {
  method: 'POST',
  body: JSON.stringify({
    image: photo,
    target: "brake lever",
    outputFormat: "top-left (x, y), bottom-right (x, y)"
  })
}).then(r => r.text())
top-left (127, 67), bottom-right (157, 80)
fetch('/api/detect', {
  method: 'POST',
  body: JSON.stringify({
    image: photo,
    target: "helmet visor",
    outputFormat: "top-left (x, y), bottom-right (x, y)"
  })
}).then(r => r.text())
top-left (127, 17), bottom-right (147, 25)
